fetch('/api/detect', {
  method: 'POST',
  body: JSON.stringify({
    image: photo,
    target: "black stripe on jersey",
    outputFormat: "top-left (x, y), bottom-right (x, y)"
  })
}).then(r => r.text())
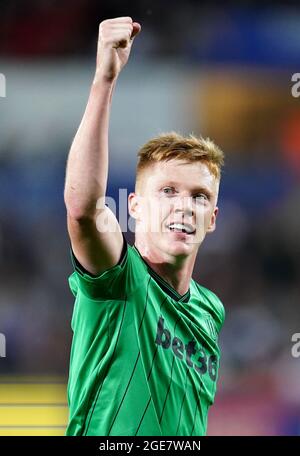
top-left (175, 319), bottom-right (194, 435)
top-left (158, 315), bottom-right (182, 425)
top-left (190, 384), bottom-right (202, 436)
top-left (138, 277), bottom-right (151, 333)
top-left (146, 293), bottom-right (169, 382)
top-left (83, 297), bottom-right (127, 435)
top-left (135, 292), bottom-right (169, 435)
top-left (175, 366), bottom-right (190, 435)
top-left (147, 347), bottom-right (158, 382)
top-left (108, 352), bottom-right (141, 435)
top-left (158, 356), bottom-right (175, 425)
top-left (107, 278), bottom-right (151, 435)
top-left (135, 396), bottom-right (151, 436)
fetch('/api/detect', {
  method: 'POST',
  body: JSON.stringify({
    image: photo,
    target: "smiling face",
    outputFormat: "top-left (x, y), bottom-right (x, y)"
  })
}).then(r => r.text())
top-left (129, 159), bottom-right (220, 260)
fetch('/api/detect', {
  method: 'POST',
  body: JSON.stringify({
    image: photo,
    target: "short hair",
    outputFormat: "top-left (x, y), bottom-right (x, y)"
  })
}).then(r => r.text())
top-left (135, 131), bottom-right (224, 191)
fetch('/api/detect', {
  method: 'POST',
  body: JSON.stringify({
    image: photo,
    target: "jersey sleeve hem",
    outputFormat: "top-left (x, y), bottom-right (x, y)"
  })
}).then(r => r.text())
top-left (69, 235), bottom-right (128, 282)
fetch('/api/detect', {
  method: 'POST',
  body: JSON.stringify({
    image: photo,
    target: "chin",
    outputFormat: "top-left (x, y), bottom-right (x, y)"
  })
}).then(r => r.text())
top-left (163, 239), bottom-right (194, 257)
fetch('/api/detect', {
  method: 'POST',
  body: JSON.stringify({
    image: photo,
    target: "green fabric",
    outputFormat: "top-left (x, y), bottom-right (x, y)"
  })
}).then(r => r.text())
top-left (66, 243), bottom-right (225, 436)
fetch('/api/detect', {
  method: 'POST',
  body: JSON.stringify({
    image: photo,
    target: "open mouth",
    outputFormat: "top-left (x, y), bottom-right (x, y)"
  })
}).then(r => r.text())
top-left (167, 223), bottom-right (196, 235)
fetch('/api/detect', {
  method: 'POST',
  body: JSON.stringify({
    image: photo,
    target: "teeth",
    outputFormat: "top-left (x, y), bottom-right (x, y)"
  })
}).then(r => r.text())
top-left (168, 223), bottom-right (194, 234)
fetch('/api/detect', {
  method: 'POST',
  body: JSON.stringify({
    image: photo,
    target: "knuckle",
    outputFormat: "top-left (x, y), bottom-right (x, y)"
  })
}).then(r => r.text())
top-left (99, 23), bottom-right (107, 35)
top-left (98, 18), bottom-right (133, 45)
top-left (99, 19), bottom-right (108, 28)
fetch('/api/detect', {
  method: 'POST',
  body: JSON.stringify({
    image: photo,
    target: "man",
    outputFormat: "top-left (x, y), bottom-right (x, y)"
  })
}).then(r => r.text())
top-left (64, 17), bottom-right (225, 436)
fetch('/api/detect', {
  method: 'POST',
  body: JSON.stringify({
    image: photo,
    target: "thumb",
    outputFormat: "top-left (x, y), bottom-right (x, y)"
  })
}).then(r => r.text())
top-left (130, 22), bottom-right (141, 40)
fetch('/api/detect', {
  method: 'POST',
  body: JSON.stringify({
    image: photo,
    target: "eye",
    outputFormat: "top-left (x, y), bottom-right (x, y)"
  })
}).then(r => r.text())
top-left (193, 193), bottom-right (208, 202)
top-left (162, 187), bottom-right (176, 195)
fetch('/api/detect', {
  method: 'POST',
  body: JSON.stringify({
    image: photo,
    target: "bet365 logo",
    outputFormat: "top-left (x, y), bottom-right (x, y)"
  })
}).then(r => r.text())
top-left (155, 317), bottom-right (218, 381)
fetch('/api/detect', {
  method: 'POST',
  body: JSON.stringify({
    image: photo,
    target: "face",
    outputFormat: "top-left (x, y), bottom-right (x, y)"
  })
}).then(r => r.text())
top-left (129, 160), bottom-right (219, 259)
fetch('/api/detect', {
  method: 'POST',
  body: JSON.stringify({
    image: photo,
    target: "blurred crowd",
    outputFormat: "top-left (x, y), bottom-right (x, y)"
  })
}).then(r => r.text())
top-left (0, 0), bottom-right (300, 435)
top-left (0, 149), bottom-right (299, 379)
top-left (1, 0), bottom-right (300, 62)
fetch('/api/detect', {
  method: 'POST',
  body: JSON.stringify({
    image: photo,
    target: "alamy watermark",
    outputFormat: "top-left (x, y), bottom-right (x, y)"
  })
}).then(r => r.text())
top-left (291, 73), bottom-right (300, 98)
top-left (0, 73), bottom-right (6, 98)
top-left (0, 333), bottom-right (6, 357)
top-left (291, 333), bottom-right (300, 358)
top-left (96, 187), bottom-right (210, 245)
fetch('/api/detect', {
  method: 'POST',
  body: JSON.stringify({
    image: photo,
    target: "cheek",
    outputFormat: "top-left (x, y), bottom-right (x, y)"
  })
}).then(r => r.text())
top-left (195, 208), bottom-right (206, 228)
top-left (145, 202), bottom-right (171, 236)
top-left (195, 207), bottom-right (214, 231)
top-left (159, 198), bottom-right (175, 216)
top-left (141, 200), bottom-right (161, 233)
top-left (151, 199), bottom-right (170, 221)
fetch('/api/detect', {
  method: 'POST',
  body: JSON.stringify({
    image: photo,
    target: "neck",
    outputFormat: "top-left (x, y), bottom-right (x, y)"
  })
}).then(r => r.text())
top-left (134, 239), bottom-right (196, 296)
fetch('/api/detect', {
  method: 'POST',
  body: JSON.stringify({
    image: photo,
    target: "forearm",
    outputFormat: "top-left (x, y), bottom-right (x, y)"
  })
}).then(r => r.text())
top-left (64, 16), bottom-right (140, 220)
top-left (64, 77), bottom-right (116, 219)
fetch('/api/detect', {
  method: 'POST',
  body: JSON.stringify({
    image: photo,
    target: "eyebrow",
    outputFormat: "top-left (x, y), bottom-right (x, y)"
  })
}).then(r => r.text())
top-left (193, 186), bottom-right (213, 197)
top-left (158, 182), bottom-right (213, 197)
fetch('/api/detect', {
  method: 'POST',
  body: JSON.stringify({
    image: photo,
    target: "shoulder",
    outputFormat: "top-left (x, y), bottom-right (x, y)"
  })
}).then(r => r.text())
top-left (68, 240), bottom-right (148, 300)
top-left (192, 281), bottom-right (226, 333)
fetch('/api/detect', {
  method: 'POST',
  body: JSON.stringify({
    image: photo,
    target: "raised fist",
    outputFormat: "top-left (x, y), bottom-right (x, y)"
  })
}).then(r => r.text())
top-left (95, 17), bottom-right (141, 83)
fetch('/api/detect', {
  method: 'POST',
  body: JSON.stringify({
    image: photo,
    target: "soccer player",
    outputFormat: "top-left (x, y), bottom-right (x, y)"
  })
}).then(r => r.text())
top-left (64, 17), bottom-right (225, 436)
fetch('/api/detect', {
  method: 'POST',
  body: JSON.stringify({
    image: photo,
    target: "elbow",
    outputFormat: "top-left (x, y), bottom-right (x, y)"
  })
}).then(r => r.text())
top-left (64, 192), bottom-right (105, 221)
top-left (65, 206), bottom-right (91, 222)
top-left (64, 193), bottom-right (91, 221)
top-left (65, 204), bottom-right (94, 222)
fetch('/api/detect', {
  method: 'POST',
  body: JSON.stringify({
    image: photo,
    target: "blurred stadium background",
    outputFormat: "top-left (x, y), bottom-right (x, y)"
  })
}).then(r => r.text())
top-left (0, 0), bottom-right (300, 435)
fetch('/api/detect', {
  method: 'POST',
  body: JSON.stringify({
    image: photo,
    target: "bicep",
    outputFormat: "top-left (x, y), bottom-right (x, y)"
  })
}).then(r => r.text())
top-left (67, 206), bottom-right (124, 276)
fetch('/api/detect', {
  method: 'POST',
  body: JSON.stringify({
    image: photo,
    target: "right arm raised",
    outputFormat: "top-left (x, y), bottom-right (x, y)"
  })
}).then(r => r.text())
top-left (64, 17), bottom-right (141, 276)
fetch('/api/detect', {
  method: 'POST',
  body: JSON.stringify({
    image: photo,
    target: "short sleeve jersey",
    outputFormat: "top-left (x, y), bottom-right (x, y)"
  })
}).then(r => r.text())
top-left (66, 242), bottom-right (225, 436)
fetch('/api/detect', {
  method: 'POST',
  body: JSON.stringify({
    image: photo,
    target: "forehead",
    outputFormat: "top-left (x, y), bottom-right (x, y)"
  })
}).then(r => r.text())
top-left (142, 160), bottom-right (219, 192)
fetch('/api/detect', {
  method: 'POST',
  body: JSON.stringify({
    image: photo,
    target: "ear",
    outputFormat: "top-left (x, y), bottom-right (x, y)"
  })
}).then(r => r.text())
top-left (128, 192), bottom-right (142, 221)
top-left (207, 206), bottom-right (218, 233)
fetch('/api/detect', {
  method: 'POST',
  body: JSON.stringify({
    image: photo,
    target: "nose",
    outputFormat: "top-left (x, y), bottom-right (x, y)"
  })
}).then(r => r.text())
top-left (173, 196), bottom-right (194, 217)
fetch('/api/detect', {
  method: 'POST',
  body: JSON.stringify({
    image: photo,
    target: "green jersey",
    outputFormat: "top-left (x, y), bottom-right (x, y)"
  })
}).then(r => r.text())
top-left (66, 241), bottom-right (225, 436)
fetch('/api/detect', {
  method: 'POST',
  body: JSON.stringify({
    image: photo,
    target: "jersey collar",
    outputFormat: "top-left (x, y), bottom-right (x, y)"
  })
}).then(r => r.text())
top-left (133, 245), bottom-right (191, 303)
